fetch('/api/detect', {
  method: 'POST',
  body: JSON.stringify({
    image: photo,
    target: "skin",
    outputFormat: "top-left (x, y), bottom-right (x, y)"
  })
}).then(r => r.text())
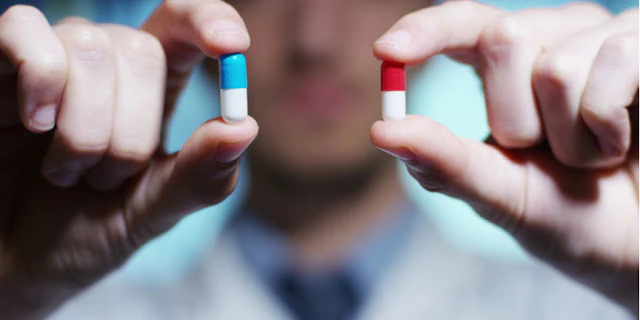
top-left (372, 1), bottom-right (639, 315)
top-left (0, 2), bottom-right (257, 318)
top-left (0, 0), bottom-right (636, 319)
top-left (230, 0), bottom-right (425, 267)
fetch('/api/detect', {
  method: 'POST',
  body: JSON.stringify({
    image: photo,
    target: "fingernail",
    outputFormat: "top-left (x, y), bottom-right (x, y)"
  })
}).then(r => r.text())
top-left (45, 169), bottom-right (81, 187)
top-left (205, 20), bottom-right (249, 42)
top-left (30, 104), bottom-right (56, 132)
top-left (376, 30), bottom-right (412, 52)
top-left (214, 139), bottom-right (253, 165)
top-left (376, 146), bottom-right (416, 162)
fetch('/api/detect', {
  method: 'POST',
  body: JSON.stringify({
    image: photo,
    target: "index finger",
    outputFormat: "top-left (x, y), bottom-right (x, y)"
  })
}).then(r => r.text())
top-left (373, 1), bottom-right (503, 65)
top-left (141, 0), bottom-right (250, 112)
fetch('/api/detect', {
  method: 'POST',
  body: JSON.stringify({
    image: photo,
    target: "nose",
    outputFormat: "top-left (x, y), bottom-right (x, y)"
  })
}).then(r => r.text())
top-left (289, 0), bottom-right (341, 66)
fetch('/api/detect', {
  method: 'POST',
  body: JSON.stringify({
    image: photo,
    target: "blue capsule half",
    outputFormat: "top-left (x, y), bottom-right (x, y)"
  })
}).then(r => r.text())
top-left (219, 53), bottom-right (247, 89)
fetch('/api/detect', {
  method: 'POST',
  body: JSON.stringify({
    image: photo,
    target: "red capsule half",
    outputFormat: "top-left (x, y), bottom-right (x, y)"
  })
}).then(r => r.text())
top-left (381, 61), bottom-right (406, 91)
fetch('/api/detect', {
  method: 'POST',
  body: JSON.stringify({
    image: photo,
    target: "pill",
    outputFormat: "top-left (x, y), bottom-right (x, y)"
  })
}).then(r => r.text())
top-left (381, 61), bottom-right (406, 121)
top-left (219, 53), bottom-right (248, 124)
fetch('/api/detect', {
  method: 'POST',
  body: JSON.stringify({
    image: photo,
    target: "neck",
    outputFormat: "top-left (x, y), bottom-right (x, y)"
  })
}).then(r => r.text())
top-left (246, 161), bottom-right (406, 271)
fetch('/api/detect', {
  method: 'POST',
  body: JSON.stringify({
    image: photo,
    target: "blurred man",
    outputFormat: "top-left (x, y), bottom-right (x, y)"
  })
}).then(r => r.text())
top-left (0, 0), bottom-right (637, 319)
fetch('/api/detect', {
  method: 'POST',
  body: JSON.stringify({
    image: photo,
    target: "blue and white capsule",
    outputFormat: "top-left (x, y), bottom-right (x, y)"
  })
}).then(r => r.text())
top-left (219, 53), bottom-right (248, 123)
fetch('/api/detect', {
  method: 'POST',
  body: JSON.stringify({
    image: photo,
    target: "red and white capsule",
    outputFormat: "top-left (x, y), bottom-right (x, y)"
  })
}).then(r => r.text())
top-left (381, 61), bottom-right (406, 121)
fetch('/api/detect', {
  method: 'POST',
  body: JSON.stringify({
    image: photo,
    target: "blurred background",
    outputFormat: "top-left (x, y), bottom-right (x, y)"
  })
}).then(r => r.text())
top-left (0, 0), bottom-right (637, 283)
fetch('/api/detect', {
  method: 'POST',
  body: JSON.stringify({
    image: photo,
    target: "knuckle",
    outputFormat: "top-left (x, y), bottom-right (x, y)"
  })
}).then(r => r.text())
top-left (59, 129), bottom-right (110, 155)
top-left (479, 16), bottom-right (529, 54)
top-left (579, 97), bottom-right (602, 116)
top-left (600, 33), bottom-right (638, 60)
top-left (68, 140), bottom-right (109, 156)
top-left (109, 136), bottom-right (158, 164)
top-left (59, 25), bottom-right (112, 63)
top-left (119, 31), bottom-right (165, 68)
top-left (478, 15), bottom-right (532, 61)
top-left (533, 51), bottom-right (579, 89)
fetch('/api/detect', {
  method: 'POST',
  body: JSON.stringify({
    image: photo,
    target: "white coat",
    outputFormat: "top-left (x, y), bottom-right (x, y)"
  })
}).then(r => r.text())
top-left (49, 216), bottom-right (632, 320)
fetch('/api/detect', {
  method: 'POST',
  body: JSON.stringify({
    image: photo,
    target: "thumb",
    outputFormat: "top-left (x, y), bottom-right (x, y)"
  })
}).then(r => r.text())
top-left (371, 114), bottom-right (528, 231)
top-left (125, 117), bottom-right (258, 245)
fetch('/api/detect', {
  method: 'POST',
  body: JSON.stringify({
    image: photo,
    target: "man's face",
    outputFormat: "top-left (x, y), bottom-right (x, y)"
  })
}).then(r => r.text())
top-left (234, 0), bottom-right (426, 185)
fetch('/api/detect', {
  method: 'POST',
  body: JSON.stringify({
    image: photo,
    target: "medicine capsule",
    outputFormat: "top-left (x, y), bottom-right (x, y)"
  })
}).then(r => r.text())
top-left (219, 53), bottom-right (248, 124)
top-left (381, 61), bottom-right (406, 121)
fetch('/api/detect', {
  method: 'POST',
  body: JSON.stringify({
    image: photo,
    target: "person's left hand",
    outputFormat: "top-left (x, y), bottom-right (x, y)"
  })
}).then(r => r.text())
top-left (370, 1), bottom-right (638, 315)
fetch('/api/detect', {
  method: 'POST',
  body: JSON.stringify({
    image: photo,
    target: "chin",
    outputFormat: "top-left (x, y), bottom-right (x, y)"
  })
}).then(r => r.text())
top-left (247, 142), bottom-right (393, 197)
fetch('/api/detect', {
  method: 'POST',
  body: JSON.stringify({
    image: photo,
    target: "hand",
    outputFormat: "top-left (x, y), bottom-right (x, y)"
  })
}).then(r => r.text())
top-left (0, 1), bottom-right (256, 318)
top-left (371, 1), bottom-right (638, 315)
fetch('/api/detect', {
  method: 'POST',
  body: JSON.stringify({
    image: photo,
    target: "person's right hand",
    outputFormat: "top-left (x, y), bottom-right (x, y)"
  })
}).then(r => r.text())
top-left (0, 2), bottom-right (257, 319)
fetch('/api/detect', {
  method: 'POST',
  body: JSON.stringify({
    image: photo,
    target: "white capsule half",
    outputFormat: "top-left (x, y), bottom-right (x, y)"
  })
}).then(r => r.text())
top-left (382, 91), bottom-right (406, 121)
top-left (220, 88), bottom-right (248, 123)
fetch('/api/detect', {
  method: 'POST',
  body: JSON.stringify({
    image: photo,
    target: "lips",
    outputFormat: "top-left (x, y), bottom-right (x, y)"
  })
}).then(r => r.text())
top-left (285, 74), bottom-right (356, 122)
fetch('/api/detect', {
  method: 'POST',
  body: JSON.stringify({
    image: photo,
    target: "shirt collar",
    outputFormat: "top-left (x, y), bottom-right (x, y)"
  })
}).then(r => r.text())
top-left (230, 201), bottom-right (419, 300)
